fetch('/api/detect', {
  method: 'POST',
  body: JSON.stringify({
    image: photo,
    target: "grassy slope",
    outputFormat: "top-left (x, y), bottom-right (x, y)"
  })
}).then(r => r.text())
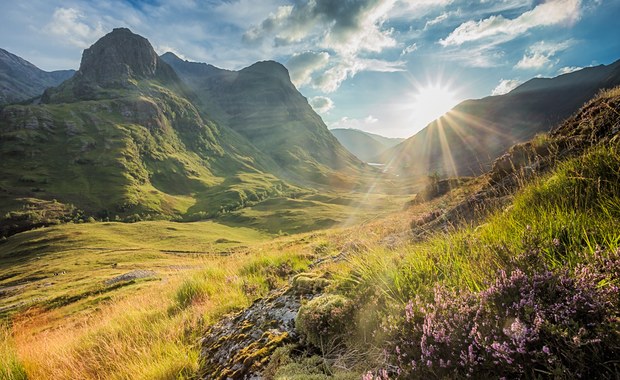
top-left (0, 182), bottom-right (417, 379)
top-left (273, 88), bottom-right (620, 378)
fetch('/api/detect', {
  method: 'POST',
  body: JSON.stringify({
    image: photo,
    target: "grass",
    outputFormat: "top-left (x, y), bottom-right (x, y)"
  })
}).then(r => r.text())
top-left (284, 139), bottom-right (619, 377)
top-left (0, 220), bottom-right (269, 320)
top-left (336, 143), bottom-right (620, 306)
top-left (0, 325), bottom-right (27, 380)
top-left (219, 191), bottom-right (413, 234)
top-left (0, 219), bottom-right (322, 379)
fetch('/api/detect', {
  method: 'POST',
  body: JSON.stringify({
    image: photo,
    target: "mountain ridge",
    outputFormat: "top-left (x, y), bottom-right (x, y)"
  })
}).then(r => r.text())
top-left (377, 58), bottom-right (620, 177)
top-left (0, 28), bottom-right (368, 236)
top-left (0, 28), bottom-right (304, 235)
top-left (0, 48), bottom-right (74, 105)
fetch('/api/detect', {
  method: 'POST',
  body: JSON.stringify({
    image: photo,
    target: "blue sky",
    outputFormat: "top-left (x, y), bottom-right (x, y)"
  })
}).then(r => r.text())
top-left (1, 0), bottom-right (619, 137)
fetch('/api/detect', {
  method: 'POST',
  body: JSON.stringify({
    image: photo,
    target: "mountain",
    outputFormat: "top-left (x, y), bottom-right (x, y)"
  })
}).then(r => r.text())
top-left (377, 59), bottom-right (620, 177)
top-left (329, 128), bottom-right (404, 162)
top-left (161, 52), bottom-right (362, 184)
top-left (0, 28), bottom-right (310, 236)
top-left (0, 48), bottom-right (74, 105)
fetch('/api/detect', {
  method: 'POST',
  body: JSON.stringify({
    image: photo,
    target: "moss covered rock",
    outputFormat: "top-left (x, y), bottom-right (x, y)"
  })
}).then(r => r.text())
top-left (199, 289), bottom-right (305, 379)
top-left (295, 294), bottom-right (355, 351)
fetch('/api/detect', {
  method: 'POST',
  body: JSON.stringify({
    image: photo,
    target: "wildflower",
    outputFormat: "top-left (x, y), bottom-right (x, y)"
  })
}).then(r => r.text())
top-left (405, 300), bottom-right (414, 322)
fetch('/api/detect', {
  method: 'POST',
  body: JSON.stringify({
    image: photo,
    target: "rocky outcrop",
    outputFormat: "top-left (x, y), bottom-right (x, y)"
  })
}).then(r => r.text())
top-left (199, 289), bottom-right (302, 380)
top-left (43, 28), bottom-right (180, 102)
top-left (77, 28), bottom-right (176, 86)
top-left (199, 273), bottom-right (330, 379)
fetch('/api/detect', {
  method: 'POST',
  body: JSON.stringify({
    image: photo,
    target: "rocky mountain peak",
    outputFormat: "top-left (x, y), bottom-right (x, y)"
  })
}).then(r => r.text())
top-left (241, 60), bottom-right (292, 84)
top-left (76, 28), bottom-right (169, 86)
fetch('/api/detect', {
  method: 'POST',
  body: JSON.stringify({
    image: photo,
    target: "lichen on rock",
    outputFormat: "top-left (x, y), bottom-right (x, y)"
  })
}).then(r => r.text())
top-left (199, 289), bottom-right (310, 380)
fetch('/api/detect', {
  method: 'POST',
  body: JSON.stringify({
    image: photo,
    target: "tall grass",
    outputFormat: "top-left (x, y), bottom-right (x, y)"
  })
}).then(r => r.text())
top-left (338, 143), bottom-right (620, 307)
top-left (0, 325), bottom-right (27, 380)
top-left (8, 243), bottom-right (313, 379)
top-left (15, 280), bottom-right (201, 380)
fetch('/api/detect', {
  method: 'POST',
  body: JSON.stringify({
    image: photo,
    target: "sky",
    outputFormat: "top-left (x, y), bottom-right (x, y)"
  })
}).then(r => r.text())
top-left (1, 0), bottom-right (619, 138)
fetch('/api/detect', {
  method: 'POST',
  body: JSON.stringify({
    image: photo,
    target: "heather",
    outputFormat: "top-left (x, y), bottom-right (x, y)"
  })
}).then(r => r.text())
top-left (389, 248), bottom-right (619, 378)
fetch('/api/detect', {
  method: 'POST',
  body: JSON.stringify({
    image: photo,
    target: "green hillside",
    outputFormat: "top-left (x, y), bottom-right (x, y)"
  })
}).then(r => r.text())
top-left (0, 29), bottom-right (325, 235)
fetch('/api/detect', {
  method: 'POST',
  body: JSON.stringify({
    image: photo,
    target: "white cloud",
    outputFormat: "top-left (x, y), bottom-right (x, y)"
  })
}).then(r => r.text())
top-left (401, 42), bottom-right (418, 56)
top-left (329, 115), bottom-right (379, 130)
top-left (491, 78), bottom-right (522, 95)
top-left (309, 96), bottom-right (334, 114)
top-left (286, 51), bottom-right (330, 87)
top-left (313, 57), bottom-right (405, 93)
top-left (244, 0), bottom-right (398, 55)
top-left (424, 12), bottom-right (449, 29)
top-left (389, 0), bottom-right (455, 20)
top-left (515, 52), bottom-right (551, 69)
top-left (435, 43), bottom-right (506, 68)
top-left (242, 0), bottom-right (402, 91)
top-left (557, 65), bottom-right (583, 74)
top-left (440, 0), bottom-right (582, 46)
top-left (46, 7), bottom-right (105, 48)
top-left (515, 40), bottom-right (573, 69)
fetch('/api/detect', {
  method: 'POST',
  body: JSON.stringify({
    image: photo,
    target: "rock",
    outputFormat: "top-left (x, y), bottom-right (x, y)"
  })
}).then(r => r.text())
top-left (199, 289), bottom-right (312, 380)
top-left (104, 269), bottom-right (157, 285)
top-left (78, 28), bottom-right (159, 86)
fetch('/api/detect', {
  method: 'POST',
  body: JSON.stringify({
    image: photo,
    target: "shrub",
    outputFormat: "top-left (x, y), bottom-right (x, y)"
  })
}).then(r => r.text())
top-left (296, 294), bottom-right (355, 352)
top-left (388, 248), bottom-right (620, 379)
top-left (292, 273), bottom-right (331, 295)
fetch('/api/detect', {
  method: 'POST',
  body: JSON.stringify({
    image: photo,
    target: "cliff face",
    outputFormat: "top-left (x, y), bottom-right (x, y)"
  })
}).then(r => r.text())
top-left (76, 28), bottom-right (177, 87)
top-left (43, 28), bottom-right (180, 103)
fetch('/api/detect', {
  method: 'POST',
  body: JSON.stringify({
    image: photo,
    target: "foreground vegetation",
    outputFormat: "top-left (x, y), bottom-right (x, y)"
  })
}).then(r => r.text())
top-left (1, 88), bottom-right (619, 379)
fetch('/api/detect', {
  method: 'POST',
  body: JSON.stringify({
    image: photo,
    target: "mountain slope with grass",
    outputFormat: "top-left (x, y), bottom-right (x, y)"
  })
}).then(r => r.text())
top-left (0, 28), bottom-right (302, 236)
top-left (330, 128), bottom-right (404, 162)
top-left (161, 53), bottom-right (363, 184)
top-left (0, 48), bottom-right (74, 106)
top-left (377, 59), bottom-right (620, 177)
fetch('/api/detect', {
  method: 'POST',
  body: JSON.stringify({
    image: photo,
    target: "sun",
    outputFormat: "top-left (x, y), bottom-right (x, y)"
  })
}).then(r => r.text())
top-left (412, 83), bottom-right (459, 128)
